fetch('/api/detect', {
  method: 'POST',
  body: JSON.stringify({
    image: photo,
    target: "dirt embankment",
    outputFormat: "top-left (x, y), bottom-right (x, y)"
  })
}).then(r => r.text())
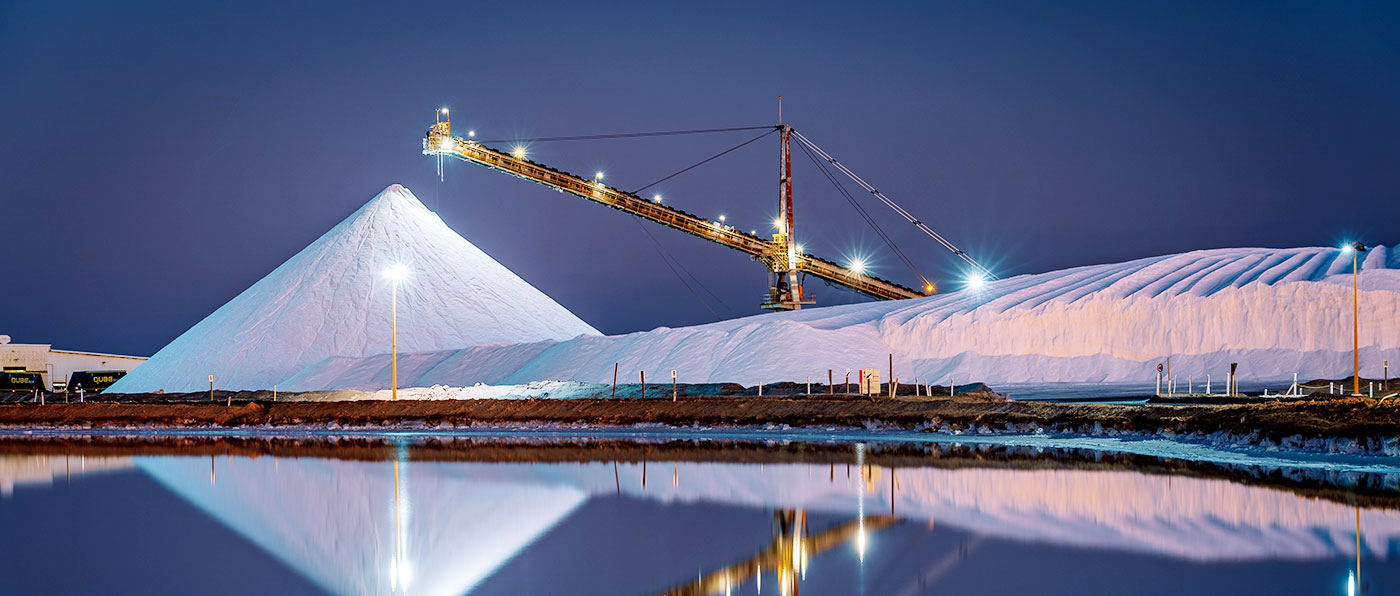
top-left (2, 395), bottom-right (1399, 449)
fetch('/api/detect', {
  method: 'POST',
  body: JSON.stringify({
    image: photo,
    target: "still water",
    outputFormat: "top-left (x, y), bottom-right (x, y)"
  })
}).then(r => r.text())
top-left (1, 436), bottom-right (1396, 595)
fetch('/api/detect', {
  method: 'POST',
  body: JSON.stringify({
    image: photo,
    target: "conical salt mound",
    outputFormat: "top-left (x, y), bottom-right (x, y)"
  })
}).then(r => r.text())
top-left (111, 184), bottom-right (598, 393)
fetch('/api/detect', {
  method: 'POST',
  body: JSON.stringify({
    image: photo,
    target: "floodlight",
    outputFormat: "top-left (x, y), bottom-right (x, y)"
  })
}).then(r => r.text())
top-left (383, 264), bottom-right (410, 282)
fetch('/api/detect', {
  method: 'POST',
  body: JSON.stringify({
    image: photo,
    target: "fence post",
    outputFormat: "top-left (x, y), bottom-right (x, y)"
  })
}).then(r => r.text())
top-left (612, 363), bottom-right (618, 399)
top-left (641, 370), bottom-right (646, 400)
top-left (829, 370), bottom-right (833, 395)
top-left (671, 370), bottom-right (677, 402)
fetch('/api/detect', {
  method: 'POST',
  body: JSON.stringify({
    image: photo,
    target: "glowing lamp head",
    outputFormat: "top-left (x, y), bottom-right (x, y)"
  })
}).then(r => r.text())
top-left (383, 264), bottom-right (410, 283)
top-left (773, 217), bottom-right (784, 230)
top-left (848, 258), bottom-right (866, 274)
top-left (966, 273), bottom-right (987, 291)
top-left (796, 244), bottom-right (805, 254)
top-left (653, 194), bottom-right (662, 203)
top-left (1342, 243), bottom-right (1353, 254)
top-left (440, 107), bottom-right (448, 115)
top-left (595, 171), bottom-right (605, 181)
top-left (924, 283), bottom-right (936, 294)
top-left (718, 214), bottom-right (726, 223)
top-left (512, 146), bottom-right (527, 159)
top-left (467, 130), bottom-right (476, 138)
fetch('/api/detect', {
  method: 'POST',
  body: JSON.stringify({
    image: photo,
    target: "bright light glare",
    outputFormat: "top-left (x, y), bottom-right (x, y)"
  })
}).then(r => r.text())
top-left (718, 214), bottom-right (726, 223)
top-left (1342, 243), bottom-right (1354, 253)
top-left (966, 273), bottom-right (987, 290)
top-left (467, 130), bottom-right (476, 138)
top-left (773, 217), bottom-right (784, 230)
top-left (796, 244), bottom-right (805, 254)
top-left (653, 194), bottom-right (662, 203)
top-left (513, 146), bottom-right (527, 159)
top-left (383, 264), bottom-right (410, 282)
top-left (390, 557), bottom-right (413, 591)
top-left (1348, 570), bottom-right (1356, 596)
top-left (595, 171), bottom-right (605, 181)
top-left (848, 257), bottom-right (866, 274)
top-left (440, 107), bottom-right (448, 115)
top-left (439, 138), bottom-right (453, 151)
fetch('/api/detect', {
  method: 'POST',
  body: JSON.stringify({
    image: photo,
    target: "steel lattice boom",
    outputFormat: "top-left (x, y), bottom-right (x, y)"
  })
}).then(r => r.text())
top-left (424, 113), bottom-right (926, 307)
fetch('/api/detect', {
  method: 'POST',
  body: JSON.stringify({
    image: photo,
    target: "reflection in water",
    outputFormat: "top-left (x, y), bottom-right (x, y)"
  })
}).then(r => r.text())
top-left (102, 443), bottom-right (1396, 596)
top-left (140, 452), bottom-right (588, 596)
top-left (0, 454), bottom-right (133, 495)
top-left (657, 509), bottom-right (895, 596)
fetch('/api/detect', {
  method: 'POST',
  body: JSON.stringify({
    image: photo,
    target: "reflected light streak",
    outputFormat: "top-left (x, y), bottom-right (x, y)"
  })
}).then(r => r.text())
top-left (390, 457), bottom-right (413, 593)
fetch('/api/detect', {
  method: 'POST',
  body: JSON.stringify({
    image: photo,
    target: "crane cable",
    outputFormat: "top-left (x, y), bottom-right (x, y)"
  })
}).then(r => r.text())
top-left (629, 216), bottom-right (731, 318)
top-left (477, 125), bottom-right (774, 144)
top-left (790, 131), bottom-right (997, 280)
top-left (631, 128), bottom-right (777, 195)
top-left (794, 138), bottom-right (930, 290)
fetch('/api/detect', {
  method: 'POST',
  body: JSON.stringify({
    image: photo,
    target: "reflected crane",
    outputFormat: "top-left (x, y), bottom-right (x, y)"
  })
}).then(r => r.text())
top-left (653, 509), bottom-right (897, 596)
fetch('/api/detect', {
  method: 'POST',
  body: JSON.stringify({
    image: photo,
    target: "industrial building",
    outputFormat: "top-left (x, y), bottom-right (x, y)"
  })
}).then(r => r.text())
top-left (0, 336), bottom-right (146, 392)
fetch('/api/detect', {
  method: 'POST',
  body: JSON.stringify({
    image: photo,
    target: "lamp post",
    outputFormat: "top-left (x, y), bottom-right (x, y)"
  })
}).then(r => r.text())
top-left (383, 264), bottom-right (410, 401)
top-left (1343, 242), bottom-right (1367, 395)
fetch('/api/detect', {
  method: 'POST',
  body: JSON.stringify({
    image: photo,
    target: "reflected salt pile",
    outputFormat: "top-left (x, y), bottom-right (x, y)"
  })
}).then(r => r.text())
top-left (139, 457), bottom-right (586, 596)
top-left (0, 454), bottom-right (133, 496)
top-left (134, 450), bottom-right (1397, 595)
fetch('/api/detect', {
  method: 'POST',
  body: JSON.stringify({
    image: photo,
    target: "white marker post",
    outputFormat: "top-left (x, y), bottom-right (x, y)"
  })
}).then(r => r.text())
top-left (671, 370), bottom-right (677, 402)
top-left (209, 375), bottom-right (215, 402)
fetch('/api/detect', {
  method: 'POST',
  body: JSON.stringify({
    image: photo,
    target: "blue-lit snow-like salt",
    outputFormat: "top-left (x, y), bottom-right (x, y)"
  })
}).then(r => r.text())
top-left (284, 244), bottom-right (1400, 389)
top-left (109, 184), bottom-right (598, 393)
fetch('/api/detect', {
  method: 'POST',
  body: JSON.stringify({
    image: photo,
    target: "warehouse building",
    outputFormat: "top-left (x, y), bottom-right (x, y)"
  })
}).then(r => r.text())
top-left (0, 336), bottom-right (147, 393)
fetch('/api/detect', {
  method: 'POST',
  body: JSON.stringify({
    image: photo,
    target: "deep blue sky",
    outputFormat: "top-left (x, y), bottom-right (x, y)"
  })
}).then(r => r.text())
top-left (3, 0), bottom-right (1397, 356)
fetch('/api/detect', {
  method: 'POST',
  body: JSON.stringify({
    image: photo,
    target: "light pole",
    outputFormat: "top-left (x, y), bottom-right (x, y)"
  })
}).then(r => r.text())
top-left (1343, 242), bottom-right (1367, 395)
top-left (383, 264), bottom-right (410, 401)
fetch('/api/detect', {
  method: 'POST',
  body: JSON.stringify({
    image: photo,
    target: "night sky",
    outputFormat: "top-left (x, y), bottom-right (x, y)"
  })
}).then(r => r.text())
top-left (3, 1), bottom-right (1397, 357)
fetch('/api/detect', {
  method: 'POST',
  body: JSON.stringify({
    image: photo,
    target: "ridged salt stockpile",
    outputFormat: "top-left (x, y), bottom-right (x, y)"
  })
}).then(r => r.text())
top-left (282, 245), bottom-right (1400, 389)
top-left (110, 184), bottom-right (598, 393)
